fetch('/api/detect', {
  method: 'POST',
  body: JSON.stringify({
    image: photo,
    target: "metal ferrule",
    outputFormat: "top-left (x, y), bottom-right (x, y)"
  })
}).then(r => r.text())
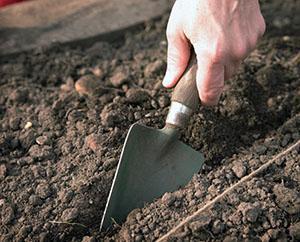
top-left (166, 101), bottom-right (193, 129)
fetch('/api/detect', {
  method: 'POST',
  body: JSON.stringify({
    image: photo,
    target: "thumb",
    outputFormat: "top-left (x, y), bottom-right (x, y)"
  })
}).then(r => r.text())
top-left (162, 32), bottom-right (191, 88)
top-left (194, 50), bottom-right (225, 106)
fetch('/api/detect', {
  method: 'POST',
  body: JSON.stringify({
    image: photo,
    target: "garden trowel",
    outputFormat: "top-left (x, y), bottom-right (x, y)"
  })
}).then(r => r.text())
top-left (100, 54), bottom-right (204, 231)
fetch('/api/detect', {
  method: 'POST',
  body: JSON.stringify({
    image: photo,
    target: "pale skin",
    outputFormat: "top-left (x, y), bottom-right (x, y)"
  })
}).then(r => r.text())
top-left (163, 0), bottom-right (266, 106)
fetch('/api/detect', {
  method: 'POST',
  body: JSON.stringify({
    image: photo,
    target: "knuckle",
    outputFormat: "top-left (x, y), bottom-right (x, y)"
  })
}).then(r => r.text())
top-left (194, 36), bottom-right (226, 63)
top-left (232, 42), bottom-right (249, 60)
top-left (209, 40), bottom-right (226, 63)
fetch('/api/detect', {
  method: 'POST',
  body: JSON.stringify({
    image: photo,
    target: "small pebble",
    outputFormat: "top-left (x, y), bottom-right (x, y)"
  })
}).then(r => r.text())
top-left (36, 136), bottom-right (50, 146)
top-left (24, 121), bottom-right (32, 129)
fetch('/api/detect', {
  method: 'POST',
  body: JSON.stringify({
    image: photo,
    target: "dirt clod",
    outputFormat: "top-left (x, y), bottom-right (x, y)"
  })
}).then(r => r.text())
top-left (273, 184), bottom-right (300, 215)
top-left (81, 236), bottom-right (96, 242)
top-left (0, 2), bottom-right (299, 241)
top-left (29, 145), bottom-right (54, 161)
top-left (110, 71), bottom-right (128, 87)
top-left (75, 75), bottom-right (102, 96)
top-left (36, 182), bottom-right (52, 199)
top-left (29, 195), bottom-right (43, 206)
top-left (212, 219), bottom-right (225, 234)
top-left (1, 203), bottom-right (14, 225)
top-left (8, 89), bottom-right (28, 103)
top-left (0, 164), bottom-right (7, 179)
top-left (289, 222), bottom-right (300, 240)
top-left (144, 60), bottom-right (166, 77)
top-left (61, 208), bottom-right (79, 222)
top-left (238, 202), bottom-right (261, 223)
top-left (85, 133), bottom-right (102, 154)
top-left (100, 103), bottom-right (127, 127)
top-left (161, 192), bottom-right (176, 207)
top-left (126, 88), bottom-right (150, 104)
top-left (191, 215), bottom-right (211, 230)
top-left (232, 162), bottom-right (247, 178)
top-left (60, 77), bottom-right (75, 92)
top-left (157, 95), bottom-right (170, 108)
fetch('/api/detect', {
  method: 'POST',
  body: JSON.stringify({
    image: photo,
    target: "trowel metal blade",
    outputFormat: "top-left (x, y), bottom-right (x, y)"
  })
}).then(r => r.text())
top-left (100, 123), bottom-right (204, 231)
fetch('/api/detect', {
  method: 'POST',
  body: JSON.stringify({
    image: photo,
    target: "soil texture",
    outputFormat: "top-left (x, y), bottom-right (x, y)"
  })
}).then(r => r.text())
top-left (0, 0), bottom-right (299, 241)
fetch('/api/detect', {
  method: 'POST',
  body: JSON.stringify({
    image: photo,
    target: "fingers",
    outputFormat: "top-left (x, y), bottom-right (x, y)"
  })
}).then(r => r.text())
top-left (194, 50), bottom-right (225, 106)
top-left (162, 34), bottom-right (191, 88)
top-left (162, 23), bottom-right (191, 88)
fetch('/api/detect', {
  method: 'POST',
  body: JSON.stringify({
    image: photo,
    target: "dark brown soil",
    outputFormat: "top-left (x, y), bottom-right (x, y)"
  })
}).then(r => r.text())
top-left (0, 0), bottom-right (299, 241)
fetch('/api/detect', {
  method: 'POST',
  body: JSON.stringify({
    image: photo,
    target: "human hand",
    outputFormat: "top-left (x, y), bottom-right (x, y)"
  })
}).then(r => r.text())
top-left (163, 0), bottom-right (266, 106)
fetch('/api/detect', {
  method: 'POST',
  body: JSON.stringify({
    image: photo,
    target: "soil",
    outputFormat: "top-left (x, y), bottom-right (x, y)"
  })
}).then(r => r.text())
top-left (0, 0), bottom-right (299, 241)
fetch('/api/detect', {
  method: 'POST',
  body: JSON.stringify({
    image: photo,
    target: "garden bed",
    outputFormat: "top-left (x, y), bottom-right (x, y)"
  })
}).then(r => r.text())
top-left (0, 0), bottom-right (299, 241)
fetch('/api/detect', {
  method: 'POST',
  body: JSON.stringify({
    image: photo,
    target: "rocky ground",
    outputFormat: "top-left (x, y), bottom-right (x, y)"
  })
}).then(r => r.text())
top-left (0, 0), bottom-right (299, 241)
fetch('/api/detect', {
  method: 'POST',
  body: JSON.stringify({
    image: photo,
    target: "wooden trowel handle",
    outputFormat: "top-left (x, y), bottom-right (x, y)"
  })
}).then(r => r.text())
top-left (165, 51), bottom-right (199, 129)
top-left (171, 52), bottom-right (199, 111)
